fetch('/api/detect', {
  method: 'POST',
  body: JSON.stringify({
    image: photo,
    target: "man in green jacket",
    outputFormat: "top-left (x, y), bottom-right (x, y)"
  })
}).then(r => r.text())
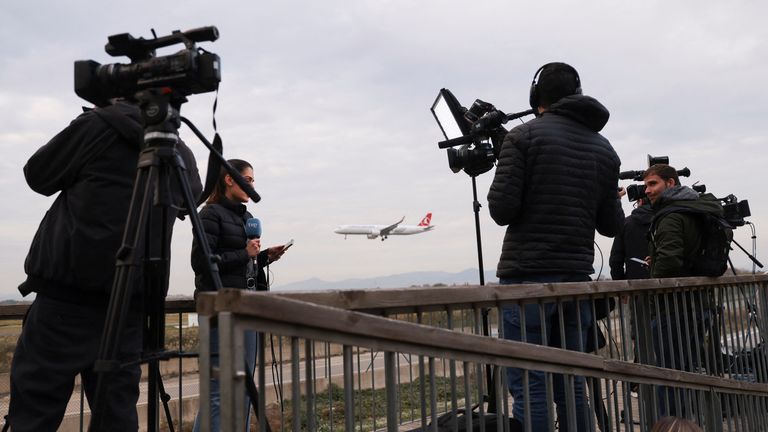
top-left (643, 164), bottom-right (724, 416)
top-left (644, 165), bottom-right (725, 277)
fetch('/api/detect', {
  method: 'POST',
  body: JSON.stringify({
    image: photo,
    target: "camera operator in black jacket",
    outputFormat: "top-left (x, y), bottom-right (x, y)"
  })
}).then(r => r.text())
top-left (488, 62), bottom-right (623, 432)
top-left (8, 100), bottom-right (201, 432)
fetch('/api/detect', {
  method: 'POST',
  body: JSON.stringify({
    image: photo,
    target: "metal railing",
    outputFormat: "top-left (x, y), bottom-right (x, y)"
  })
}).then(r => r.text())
top-left (198, 275), bottom-right (768, 432)
top-left (0, 299), bottom-right (199, 432)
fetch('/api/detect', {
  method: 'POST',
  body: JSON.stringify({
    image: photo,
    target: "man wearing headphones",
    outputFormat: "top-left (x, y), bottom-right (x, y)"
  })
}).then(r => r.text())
top-left (488, 62), bottom-right (623, 431)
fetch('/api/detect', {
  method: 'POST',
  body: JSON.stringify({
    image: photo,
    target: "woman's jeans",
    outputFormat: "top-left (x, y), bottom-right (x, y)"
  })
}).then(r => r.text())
top-left (193, 319), bottom-right (257, 432)
top-left (501, 274), bottom-right (592, 432)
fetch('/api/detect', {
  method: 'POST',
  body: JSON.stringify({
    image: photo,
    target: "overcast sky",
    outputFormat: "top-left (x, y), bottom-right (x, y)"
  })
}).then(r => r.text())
top-left (1, 1), bottom-right (767, 299)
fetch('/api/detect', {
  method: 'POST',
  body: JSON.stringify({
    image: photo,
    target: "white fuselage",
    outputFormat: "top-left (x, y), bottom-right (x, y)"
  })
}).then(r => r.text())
top-left (335, 213), bottom-right (434, 240)
top-left (334, 224), bottom-right (431, 237)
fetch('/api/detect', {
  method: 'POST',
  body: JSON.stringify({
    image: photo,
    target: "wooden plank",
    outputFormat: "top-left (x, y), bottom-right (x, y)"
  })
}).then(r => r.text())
top-left (269, 275), bottom-right (768, 312)
top-left (0, 303), bottom-right (32, 319)
top-left (0, 297), bottom-right (198, 319)
top-left (0, 274), bottom-right (761, 317)
top-left (195, 292), bottom-right (217, 316)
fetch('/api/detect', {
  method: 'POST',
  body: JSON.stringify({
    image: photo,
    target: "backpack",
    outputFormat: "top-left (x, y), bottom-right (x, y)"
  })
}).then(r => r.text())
top-left (650, 196), bottom-right (733, 277)
top-left (406, 403), bottom-right (523, 432)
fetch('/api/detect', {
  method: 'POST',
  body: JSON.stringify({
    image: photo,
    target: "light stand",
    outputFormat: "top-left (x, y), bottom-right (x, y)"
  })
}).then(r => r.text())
top-left (467, 175), bottom-right (498, 414)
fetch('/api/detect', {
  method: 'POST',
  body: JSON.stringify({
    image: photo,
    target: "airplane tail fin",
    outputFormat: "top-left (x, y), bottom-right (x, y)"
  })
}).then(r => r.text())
top-left (418, 212), bottom-right (432, 227)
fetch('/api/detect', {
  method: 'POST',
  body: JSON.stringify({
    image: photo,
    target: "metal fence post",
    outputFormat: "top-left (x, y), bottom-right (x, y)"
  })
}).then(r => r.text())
top-left (219, 312), bottom-right (245, 432)
top-left (198, 313), bottom-right (212, 432)
top-left (385, 351), bottom-right (398, 432)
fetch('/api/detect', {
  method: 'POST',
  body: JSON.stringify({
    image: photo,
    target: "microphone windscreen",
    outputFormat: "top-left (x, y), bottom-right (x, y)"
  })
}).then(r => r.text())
top-left (245, 218), bottom-right (262, 239)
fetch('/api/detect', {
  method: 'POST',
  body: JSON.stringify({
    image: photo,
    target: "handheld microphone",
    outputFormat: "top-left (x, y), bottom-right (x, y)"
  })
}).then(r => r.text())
top-left (245, 217), bottom-right (261, 290)
top-left (245, 218), bottom-right (262, 239)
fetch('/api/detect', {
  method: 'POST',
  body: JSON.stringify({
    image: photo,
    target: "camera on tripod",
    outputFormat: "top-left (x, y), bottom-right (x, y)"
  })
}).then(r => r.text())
top-left (74, 26), bottom-right (221, 106)
top-left (430, 88), bottom-right (534, 177)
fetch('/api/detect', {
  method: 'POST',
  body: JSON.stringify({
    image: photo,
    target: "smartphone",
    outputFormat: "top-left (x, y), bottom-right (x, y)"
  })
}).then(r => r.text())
top-left (284, 239), bottom-right (294, 250)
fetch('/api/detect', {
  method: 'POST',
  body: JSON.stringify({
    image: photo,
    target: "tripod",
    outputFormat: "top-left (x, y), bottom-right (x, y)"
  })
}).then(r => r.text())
top-left (88, 89), bottom-right (259, 431)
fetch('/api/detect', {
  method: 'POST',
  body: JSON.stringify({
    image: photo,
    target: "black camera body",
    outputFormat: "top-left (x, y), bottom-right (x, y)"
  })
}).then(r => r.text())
top-left (721, 194), bottom-right (751, 227)
top-left (626, 183), bottom-right (647, 202)
top-left (74, 27), bottom-right (221, 106)
top-left (431, 88), bottom-right (534, 177)
top-left (446, 99), bottom-right (508, 176)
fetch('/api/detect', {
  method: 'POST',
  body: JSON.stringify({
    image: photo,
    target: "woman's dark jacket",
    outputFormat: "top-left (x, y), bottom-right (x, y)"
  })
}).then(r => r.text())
top-left (191, 197), bottom-right (268, 292)
top-left (488, 94), bottom-right (624, 278)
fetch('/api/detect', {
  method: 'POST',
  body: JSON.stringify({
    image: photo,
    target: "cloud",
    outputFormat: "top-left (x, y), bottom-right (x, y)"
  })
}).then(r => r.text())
top-left (2, 1), bottom-right (767, 298)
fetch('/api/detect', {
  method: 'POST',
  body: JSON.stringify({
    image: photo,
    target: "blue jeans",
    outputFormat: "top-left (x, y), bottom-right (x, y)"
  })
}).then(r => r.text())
top-left (501, 274), bottom-right (592, 432)
top-left (193, 319), bottom-right (257, 432)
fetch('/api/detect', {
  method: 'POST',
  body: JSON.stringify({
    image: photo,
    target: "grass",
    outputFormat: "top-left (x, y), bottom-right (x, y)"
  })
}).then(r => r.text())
top-left (280, 375), bottom-right (479, 431)
top-left (0, 314), bottom-right (201, 374)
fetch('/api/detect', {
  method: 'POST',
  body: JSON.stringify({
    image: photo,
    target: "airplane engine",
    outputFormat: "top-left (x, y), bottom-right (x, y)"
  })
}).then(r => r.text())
top-left (367, 229), bottom-right (380, 239)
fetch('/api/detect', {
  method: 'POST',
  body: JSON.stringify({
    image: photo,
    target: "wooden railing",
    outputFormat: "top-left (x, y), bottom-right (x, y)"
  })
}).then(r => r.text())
top-left (198, 275), bottom-right (768, 432)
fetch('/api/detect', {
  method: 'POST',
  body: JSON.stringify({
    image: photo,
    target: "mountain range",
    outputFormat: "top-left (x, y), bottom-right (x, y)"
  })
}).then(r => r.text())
top-left (270, 268), bottom-right (498, 291)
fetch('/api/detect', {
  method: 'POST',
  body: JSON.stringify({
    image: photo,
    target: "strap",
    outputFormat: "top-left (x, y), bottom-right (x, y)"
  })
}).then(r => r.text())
top-left (197, 87), bottom-right (223, 206)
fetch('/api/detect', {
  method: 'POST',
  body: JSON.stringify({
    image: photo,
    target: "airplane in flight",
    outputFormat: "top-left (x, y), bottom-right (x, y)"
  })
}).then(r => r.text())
top-left (334, 213), bottom-right (434, 240)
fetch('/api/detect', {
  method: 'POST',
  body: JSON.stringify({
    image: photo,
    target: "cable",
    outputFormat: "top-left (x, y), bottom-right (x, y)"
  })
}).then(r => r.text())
top-left (267, 265), bottom-right (275, 290)
top-left (594, 241), bottom-right (604, 280)
top-left (270, 335), bottom-right (284, 411)
top-left (747, 221), bottom-right (758, 274)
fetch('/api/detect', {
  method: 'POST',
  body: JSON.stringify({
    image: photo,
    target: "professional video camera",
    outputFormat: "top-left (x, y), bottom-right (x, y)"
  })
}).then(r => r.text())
top-left (619, 154), bottom-right (691, 182)
top-left (625, 183), bottom-right (647, 202)
top-left (430, 88), bottom-right (534, 177)
top-left (74, 26), bottom-right (221, 106)
top-left (720, 194), bottom-right (752, 227)
top-left (620, 154), bottom-right (692, 202)
top-left (621, 155), bottom-right (753, 228)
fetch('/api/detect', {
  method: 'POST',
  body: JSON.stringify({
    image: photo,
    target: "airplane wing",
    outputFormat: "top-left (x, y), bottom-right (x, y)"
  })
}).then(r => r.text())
top-left (379, 216), bottom-right (405, 237)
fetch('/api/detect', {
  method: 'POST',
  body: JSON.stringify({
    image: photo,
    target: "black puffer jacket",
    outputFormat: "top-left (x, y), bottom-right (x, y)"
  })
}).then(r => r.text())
top-left (20, 102), bottom-right (201, 303)
top-left (609, 204), bottom-right (653, 280)
top-left (488, 94), bottom-right (624, 277)
top-left (191, 197), bottom-right (268, 292)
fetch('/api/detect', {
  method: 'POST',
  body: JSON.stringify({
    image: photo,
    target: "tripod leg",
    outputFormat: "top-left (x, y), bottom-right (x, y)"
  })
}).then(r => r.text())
top-left (171, 156), bottom-right (223, 291)
top-left (90, 161), bottom-right (158, 431)
top-left (152, 362), bottom-right (177, 432)
top-left (588, 378), bottom-right (609, 431)
top-left (244, 363), bottom-right (272, 432)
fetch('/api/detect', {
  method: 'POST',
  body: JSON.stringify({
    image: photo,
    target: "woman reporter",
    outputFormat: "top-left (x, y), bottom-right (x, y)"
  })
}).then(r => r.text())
top-left (191, 158), bottom-right (286, 432)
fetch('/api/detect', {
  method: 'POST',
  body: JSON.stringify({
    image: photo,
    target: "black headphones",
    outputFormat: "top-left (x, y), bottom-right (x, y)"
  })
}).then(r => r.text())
top-left (529, 62), bottom-right (582, 110)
